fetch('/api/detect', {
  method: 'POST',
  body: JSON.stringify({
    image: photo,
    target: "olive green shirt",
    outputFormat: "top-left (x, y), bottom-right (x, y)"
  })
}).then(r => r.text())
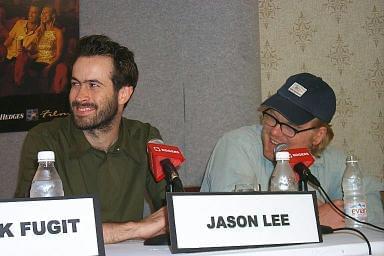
top-left (15, 116), bottom-right (165, 222)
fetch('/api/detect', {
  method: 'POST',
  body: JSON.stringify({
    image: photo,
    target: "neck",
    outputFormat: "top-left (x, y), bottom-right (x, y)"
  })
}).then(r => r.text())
top-left (27, 22), bottom-right (37, 31)
top-left (83, 116), bottom-right (121, 152)
top-left (45, 22), bottom-right (54, 30)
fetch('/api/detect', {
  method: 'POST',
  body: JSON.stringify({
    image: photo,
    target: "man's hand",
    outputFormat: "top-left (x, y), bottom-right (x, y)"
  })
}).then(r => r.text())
top-left (318, 200), bottom-right (345, 229)
top-left (136, 206), bottom-right (168, 239)
top-left (102, 207), bottom-right (168, 244)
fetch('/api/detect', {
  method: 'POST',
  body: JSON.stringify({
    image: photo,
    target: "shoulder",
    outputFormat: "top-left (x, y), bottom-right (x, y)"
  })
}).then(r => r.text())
top-left (121, 118), bottom-right (160, 139)
top-left (27, 116), bottom-right (71, 140)
top-left (9, 20), bottom-right (25, 31)
top-left (54, 27), bottom-right (63, 36)
top-left (317, 145), bottom-right (346, 173)
top-left (320, 145), bottom-right (346, 162)
top-left (210, 124), bottom-right (264, 160)
top-left (21, 117), bottom-right (72, 154)
top-left (14, 20), bottom-right (27, 27)
top-left (219, 124), bottom-right (262, 148)
top-left (122, 118), bottom-right (157, 132)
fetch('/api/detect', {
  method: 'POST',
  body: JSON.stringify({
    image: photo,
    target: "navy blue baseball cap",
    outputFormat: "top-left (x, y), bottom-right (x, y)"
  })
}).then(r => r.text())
top-left (261, 73), bottom-right (336, 125)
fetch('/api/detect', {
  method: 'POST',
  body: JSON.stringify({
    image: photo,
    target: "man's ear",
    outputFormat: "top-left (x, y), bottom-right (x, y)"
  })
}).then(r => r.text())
top-left (118, 86), bottom-right (134, 105)
top-left (312, 126), bottom-right (327, 146)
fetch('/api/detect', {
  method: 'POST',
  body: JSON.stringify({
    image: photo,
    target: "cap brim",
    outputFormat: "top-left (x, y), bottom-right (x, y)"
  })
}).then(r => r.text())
top-left (261, 94), bottom-right (314, 125)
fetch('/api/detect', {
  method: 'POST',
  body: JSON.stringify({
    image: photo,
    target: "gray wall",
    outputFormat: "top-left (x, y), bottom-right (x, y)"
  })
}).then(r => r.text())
top-left (0, 0), bottom-right (261, 198)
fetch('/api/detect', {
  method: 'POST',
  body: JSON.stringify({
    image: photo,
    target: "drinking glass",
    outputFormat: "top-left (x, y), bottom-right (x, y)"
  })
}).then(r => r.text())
top-left (234, 184), bottom-right (259, 192)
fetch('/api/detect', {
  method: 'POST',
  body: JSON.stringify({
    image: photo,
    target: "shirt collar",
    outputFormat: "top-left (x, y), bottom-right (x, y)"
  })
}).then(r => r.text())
top-left (68, 117), bottom-right (142, 164)
top-left (68, 117), bottom-right (93, 159)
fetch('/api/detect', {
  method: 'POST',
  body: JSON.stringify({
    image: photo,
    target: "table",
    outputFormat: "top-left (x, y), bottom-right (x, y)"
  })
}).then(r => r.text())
top-left (105, 227), bottom-right (384, 256)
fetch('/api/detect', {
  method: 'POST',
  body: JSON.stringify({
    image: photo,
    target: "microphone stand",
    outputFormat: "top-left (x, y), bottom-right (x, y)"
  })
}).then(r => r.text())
top-left (144, 159), bottom-right (184, 246)
top-left (294, 163), bottom-right (309, 192)
top-left (298, 178), bottom-right (308, 192)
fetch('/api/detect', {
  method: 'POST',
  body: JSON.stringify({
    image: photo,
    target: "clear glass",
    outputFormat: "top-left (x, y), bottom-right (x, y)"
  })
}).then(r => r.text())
top-left (30, 161), bottom-right (64, 197)
top-left (342, 157), bottom-right (367, 228)
top-left (270, 159), bottom-right (298, 191)
top-left (234, 184), bottom-right (259, 192)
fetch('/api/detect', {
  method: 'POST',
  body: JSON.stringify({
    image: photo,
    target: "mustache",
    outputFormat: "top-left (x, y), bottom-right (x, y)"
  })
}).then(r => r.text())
top-left (71, 101), bottom-right (97, 109)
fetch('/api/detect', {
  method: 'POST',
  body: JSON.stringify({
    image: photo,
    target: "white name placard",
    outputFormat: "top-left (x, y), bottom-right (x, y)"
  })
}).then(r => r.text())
top-left (0, 196), bottom-right (104, 256)
top-left (167, 192), bottom-right (321, 253)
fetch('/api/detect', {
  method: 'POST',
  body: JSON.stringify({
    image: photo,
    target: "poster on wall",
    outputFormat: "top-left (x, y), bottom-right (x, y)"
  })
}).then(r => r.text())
top-left (0, 0), bottom-right (79, 133)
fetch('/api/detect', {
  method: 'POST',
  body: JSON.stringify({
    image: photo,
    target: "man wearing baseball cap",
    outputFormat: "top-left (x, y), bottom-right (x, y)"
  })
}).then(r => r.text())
top-left (201, 73), bottom-right (384, 228)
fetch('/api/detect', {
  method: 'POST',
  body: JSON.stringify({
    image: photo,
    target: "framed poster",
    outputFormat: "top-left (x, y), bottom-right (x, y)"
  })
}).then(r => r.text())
top-left (0, 0), bottom-right (79, 132)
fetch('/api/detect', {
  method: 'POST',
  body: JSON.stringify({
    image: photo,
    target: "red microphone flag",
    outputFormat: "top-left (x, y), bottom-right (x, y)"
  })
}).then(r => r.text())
top-left (147, 142), bottom-right (185, 182)
top-left (286, 148), bottom-right (315, 168)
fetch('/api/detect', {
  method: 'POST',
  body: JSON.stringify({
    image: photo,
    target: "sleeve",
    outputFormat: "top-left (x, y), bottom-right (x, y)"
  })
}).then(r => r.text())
top-left (14, 128), bottom-right (50, 197)
top-left (364, 176), bottom-right (384, 225)
top-left (200, 132), bottom-right (260, 192)
top-left (7, 21), bottom-right (19, 40)
top-left (145, 125), bottom-right (166, 211)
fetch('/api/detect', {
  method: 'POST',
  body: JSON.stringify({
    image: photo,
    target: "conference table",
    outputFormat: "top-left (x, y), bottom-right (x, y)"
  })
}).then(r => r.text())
top-left (105, 227), bottom-right (384, 256)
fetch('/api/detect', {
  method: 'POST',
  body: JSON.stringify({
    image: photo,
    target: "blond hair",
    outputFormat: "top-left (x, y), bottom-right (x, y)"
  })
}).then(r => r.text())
top-left (311, 120), bottom-right (334, 157)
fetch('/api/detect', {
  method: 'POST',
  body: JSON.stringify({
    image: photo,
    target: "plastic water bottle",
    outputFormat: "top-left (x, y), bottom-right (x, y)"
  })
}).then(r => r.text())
top-left (30, 151), bottom-right (64, 197)
top-left (270, 151), bottom-right (298, 191)
top-left (342, 155), bottom-right (367, 227)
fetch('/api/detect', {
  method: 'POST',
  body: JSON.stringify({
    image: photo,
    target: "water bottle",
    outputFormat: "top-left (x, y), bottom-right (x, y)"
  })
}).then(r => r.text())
top-left (270, 151), bottom-right (298, 191)
top-left (342, 155), bottom-right (367, 227)
top-left (30, 151), bottom-right (64, 197)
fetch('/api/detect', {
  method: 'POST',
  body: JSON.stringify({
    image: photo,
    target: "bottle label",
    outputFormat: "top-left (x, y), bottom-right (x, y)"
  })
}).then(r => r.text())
top-left (344, 201), bottom-right (367, 219)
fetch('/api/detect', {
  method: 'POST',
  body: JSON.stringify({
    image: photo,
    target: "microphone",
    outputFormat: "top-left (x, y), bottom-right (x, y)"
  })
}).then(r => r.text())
top-left (287, 147), bottom-right (315, 169)
top-left (293, 162), bottom-right (321, 187)
top-left (144, 139), bottom-right (186, 246)
top-left (159, 159), bottom-right (185, 192)
top-left (285, 148), bottom-right (316, 190)
top-left (147, 139), bottom-right (185, 191)
top-left (273, 143), bottom-right (288, 157)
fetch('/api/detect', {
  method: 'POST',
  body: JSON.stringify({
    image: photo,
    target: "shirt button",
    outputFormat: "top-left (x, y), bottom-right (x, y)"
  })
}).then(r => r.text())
top-left (116, 148), bottom-right (120, 151)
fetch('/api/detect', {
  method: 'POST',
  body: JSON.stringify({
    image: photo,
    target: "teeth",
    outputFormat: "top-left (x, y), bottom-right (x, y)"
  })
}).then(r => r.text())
top-left (271, 140), bottom-right (279, 145)
top-left (77, 107), bottom-right (93, 112)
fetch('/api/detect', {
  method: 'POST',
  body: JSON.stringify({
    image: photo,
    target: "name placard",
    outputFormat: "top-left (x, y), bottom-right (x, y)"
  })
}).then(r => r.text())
top-left (0, 196), bottom-right (104, 256)
top-left (167, 192), bottom-right (321, 253)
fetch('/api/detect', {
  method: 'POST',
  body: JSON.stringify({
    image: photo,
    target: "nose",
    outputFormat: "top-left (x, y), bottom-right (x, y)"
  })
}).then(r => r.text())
top-left (72, 85), bottom-right (90, 103)
top-left (270, 123), bottom-right (283, 137)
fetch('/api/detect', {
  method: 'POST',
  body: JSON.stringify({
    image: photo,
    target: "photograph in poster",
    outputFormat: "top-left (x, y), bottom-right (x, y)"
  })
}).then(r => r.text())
top-left (0, 0), bottom-right (79, 132)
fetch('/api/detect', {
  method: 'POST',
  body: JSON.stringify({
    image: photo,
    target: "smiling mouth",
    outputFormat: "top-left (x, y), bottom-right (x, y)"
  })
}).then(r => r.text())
top-left (72, 106), bottom-right (95, 117)
top-left (72, 102), bottom-right (97, 116)
top-left (270, 139), bottom-right (281, 145)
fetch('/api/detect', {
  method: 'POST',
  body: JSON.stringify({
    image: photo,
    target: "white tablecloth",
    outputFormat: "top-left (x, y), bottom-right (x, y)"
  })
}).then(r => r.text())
top-left (105, 227), bottom-right (384, 256)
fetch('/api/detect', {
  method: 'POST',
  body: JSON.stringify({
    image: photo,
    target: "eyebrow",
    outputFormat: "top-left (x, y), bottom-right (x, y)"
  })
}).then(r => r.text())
top-left (71, 78), bottom-right (104, 86)
top-left (266, 110), bottom-right (306, 128)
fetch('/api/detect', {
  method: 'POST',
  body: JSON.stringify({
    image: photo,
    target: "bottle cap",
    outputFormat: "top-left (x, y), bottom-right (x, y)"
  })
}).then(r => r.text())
top-left (276, 151), bottom-right (290, 160)
top-left (346, 155), bottom-right (358, 163)
top-left (37, 151), bottom-right (55, 162)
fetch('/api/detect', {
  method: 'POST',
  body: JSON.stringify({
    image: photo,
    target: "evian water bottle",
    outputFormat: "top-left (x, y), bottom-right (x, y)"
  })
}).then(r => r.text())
top-left (270, 151), bottom-right (298, 191)
top-left (30, 151), bottom-right (64, 197)
top-left (342, 155), bottom-right (367, 227)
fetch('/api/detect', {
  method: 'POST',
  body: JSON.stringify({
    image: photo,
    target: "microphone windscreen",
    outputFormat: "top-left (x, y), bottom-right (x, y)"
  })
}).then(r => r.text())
top-left (147, 142), bottom-right (185, 182)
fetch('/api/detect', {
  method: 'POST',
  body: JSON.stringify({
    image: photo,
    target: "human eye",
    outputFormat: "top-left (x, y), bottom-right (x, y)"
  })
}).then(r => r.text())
top-left (281, 124), bottom-right (296, 137)
top-left (263, 113), bottom-right (277, 126)
top-left (70, 80), bottom-right (80, 87)
top-left (88, 81), bottom-right (101, 88)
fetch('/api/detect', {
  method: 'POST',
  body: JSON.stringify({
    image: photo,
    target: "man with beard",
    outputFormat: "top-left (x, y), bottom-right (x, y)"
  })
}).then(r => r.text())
top-left (15, 35), bottom-right (167, 243)
top-left (201, 73), bottom-right (384, 228)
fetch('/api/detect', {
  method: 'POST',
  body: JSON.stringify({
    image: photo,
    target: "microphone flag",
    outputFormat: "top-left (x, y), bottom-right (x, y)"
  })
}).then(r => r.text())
top-left (147, 142), bottom-right (185, 182)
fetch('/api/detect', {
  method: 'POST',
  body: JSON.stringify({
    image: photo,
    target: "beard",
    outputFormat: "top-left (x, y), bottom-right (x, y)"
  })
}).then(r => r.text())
top-left (71, 94), bottom-right (119, 131)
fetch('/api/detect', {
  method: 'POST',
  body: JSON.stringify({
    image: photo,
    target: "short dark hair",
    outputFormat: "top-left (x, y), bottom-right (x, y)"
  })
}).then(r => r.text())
top-left (75, 35), bottom-right (139, 91)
